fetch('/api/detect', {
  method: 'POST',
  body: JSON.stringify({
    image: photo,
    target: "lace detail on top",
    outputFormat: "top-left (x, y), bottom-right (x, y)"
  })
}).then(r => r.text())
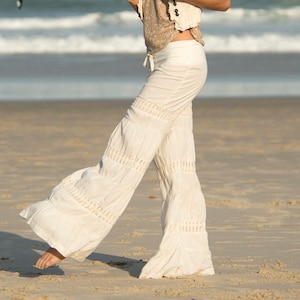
top-left (141, 0), bottom-right (203, 55)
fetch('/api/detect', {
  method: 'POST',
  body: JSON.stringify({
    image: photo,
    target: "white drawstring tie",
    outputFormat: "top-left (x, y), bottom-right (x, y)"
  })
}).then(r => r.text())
top-left (143, 53), bottom-right (155, 72)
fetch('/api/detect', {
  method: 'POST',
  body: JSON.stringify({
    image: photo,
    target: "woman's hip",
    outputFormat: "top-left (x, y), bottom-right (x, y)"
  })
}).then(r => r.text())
top-left (154, 40), bottom-right (207, 70)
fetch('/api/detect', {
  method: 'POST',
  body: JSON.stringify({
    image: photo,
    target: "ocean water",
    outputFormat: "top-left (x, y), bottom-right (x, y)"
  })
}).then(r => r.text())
top-left (0, 0), bottom-right (299, 100)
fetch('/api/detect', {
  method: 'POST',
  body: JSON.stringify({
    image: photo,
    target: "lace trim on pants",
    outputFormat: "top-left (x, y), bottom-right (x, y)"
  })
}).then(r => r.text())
top-left (132, 97), bottom-right (177, 122)
top-left (103, 145), bottom-right (148, 173)
top-left (61, 176), bottom-right (119, 225)
top-left (165, 220), bottom-right (206, 233)
top-left (163, 161), bottom-right (196, 173)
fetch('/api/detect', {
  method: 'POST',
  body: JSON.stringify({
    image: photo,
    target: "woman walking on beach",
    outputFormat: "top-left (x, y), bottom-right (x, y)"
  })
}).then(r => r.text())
top-left (20, 0), bottom-right (230, 279)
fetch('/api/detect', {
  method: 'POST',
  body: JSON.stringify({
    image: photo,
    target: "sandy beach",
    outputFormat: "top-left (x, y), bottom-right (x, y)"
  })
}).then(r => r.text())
top-left (0, 98), bottom-right (299, 300)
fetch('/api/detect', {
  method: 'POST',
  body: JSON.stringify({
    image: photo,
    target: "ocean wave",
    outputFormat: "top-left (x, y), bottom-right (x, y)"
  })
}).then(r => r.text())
top-left (203, 6), bottom-right (300, 23)
top-left (1, 6), bottom-right (299, 31)
top-left (1, 33), bottom-right (300, 54)
top-left (204, 34), bottom-right (300, 53)
top-left (0, 35), bottom-right (145, 54)
top-left (0, 11), bottom-right (139, 30)
top-left (0, 13), bottom-right (98, 30)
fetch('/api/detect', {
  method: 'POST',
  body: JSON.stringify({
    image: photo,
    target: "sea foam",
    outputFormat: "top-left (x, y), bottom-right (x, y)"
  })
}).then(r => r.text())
top-left (0, 7), bottom-right (299, 54)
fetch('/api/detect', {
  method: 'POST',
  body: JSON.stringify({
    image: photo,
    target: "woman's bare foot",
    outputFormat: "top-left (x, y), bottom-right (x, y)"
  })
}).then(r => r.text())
top-left (33, 247), bottom-right (65, 269)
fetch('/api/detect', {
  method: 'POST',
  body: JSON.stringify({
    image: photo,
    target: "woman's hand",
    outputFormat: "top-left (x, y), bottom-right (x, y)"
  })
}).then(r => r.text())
top-left (128, 0), bottom-right (139, 13)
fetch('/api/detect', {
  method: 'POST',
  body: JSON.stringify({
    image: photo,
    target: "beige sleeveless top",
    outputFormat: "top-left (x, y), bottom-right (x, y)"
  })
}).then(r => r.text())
top-left (142, 0), bottom-right (204, 54)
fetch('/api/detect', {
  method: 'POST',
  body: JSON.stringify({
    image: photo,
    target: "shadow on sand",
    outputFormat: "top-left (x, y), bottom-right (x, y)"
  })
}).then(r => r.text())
top-left (0, 231), bottom-right (146, 278)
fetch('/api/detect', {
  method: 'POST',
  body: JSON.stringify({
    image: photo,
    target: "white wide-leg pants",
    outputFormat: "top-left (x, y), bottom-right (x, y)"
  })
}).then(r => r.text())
top-left (20, 40), bottom-right (214, 278)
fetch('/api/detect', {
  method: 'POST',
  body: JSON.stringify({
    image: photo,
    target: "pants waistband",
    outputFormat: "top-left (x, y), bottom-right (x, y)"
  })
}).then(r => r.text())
top-left (143, 40), bottom-right (202, 72)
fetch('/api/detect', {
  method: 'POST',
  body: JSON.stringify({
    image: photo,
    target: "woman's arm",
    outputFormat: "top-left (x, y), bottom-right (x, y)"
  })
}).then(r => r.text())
top-left (183, 0), bottom-right (231, 11)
